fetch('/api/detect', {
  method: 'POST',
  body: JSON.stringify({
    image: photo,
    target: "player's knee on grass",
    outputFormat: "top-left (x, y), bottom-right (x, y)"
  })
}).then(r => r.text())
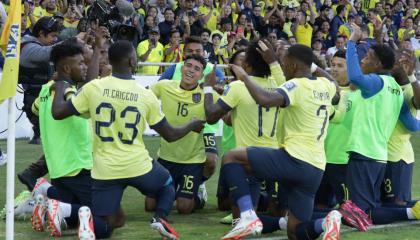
top-left (176, 197), bottom-right (195, 214)
top-left (145, 197), bottom-right (157, 212)
top-left (203, 152), bottom-right (217, 178)
top-left (104, 208), bottom-right (126, 228)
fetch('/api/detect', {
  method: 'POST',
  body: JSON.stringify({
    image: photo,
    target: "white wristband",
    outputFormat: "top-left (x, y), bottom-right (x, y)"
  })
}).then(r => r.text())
top-left (311, 63), bottom-right (318, 73)
top-left (204, 86), bottom-right (213, 94)
top-left (408, 74), bottom-right (417, 83)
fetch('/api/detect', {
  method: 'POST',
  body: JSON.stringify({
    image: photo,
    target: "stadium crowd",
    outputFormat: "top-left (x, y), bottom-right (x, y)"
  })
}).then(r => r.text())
top-left (1, 0), bottom-right (420, 239)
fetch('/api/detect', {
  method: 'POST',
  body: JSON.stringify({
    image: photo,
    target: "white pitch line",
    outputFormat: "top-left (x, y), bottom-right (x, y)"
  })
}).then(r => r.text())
top-left (251, 221), bottom-right (420, 240)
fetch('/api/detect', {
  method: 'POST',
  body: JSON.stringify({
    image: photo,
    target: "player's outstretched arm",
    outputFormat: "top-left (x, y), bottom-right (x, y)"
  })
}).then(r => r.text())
top-left (229, 64), bottom-right (286, 108)
top-left (399, 50), bottom-right (420, 109)
top-left (51, 81), bottom-right (76, 120)
top-left (410, 76), bottom-right (420, 109)
top-left (152, 118), bottom-right (205, 142)
top-left (399, 101), bottom-right (420, 132)
top-left (203, 66), bottom-right (229, 124)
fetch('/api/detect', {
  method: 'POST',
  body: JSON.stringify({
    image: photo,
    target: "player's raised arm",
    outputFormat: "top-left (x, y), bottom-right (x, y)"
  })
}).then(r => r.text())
top-left (203, 66), bottom-right (230, 124)
top-left (51, 81), bottom-right (77, 120)
top-left (346, 24), bottom-right (385, 98)
top-left (152, 118), bottom-right (205, 142)
top-left (229, 64), bottom-right (286, 108)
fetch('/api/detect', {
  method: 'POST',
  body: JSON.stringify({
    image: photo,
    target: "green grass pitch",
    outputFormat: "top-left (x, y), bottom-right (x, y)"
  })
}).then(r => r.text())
top-left (1, 135), bottom-right (420, 239)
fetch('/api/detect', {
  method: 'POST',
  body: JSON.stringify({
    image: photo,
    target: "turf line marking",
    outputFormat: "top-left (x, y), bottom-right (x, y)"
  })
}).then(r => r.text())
top-left (252, 221), bottom-right (420, 240)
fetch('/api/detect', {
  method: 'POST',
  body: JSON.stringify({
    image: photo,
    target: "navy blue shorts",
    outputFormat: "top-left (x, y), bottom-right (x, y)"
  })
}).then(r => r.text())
top-left (345, 152), bottom-right (386, 212)
top-left (203, 133), bottom-right (218, 154)
top-left (158, 158), bottom-right (204, 199)
top-left (265, 181), bottom-right (289, 210)
top-left (50, 169), bottom-right (92, 207)
top-left (247, 147), bottom-right (323, 221)
top-left (315, 163), bottom-right (347, 207)
top-left (91, 160), bottom-right (172, 217)
top-left (381, 160), bottom-right (413, 203)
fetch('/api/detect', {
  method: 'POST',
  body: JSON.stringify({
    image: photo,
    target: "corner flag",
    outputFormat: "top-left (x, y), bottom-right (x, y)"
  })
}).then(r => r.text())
top-left (0, 0), bottom-right (21, 102)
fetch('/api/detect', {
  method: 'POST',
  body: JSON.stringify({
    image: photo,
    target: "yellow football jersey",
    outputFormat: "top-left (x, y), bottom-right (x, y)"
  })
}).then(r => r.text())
top-left (71, 75), bottom-right (165, 180)
top-left (361, 0), bottom-right (379, 13)
top-left (387, 84), bottom-right (417, 164)
top-left (151, 80), bottom-right (216, 164)
top-left (198, 6), bottom-right (220, 32)
top-left (220, 75), bottom-right (280, 148)
top-left (136, 40), bottom-right (164, 74)
top-left (279, 77), bottom-right (337, 170)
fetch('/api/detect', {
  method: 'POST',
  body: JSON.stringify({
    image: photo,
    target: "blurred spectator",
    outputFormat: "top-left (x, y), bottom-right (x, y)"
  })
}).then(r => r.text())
top-left (164, 29), bottom-right (183, 62)
top-left (397, 17), bottom-right (415, 42)
top-left (149, 0), bottom-right (174, 23)
top-left (330, 4), bottom-right (346, 42)
top-left (175, 0), bottom-right (195, 19)
top-left (159, 36), bottom-right (224, 81)
top-left (356, 24), bottom-right (377, 61)
top-left (235, 12), bottom-right (248, 32)
top-left (326, 35), bottom-right (346, 64)
top-left (220, 17), bottom-right (233, 45)
top-left (312, 39), bottom-right (328, 68)
top-left (19, 16), bottom-right (62, 144)
top-left (198, 0), bottom-right (219, 32)
top-left (251, 4), bottom-right (264, 34)
top-left (410, 26), bottom-right (420, 58)
top-left (200, 28), bottom-right (215, 60)
top-left (392, 0), bottom-right (404, 29)
top-left (314, 5), bottom-right (331, 31)
top-left (158, 8), bottom-right (182, 45)
top-left (262, 8), bottom-right (288, 39)
top-left (267, 31), bottom-right (278, 45)
top-left (293, 11), bottom-right (314, 47)
top-left (137, 26), bottom-right (164, 74)
top-left (337, 14), bottom-right (354, 39)
top-left (188, 11), bottom-right (203, 36)
top-left (147, 6), bottom-right (159, 24)
top-left (209, 32), bottom-right (228, 64)
top-left (283, 7), bottom-right (296, 37)
top-left (143, 15), bottom-right (157, 40)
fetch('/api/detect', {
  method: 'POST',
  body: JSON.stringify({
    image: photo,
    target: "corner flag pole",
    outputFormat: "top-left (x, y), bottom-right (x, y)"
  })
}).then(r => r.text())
top-left (0, 0), bottom-right (22, 238)
top-left (6, 96), bottom-right (16, 240)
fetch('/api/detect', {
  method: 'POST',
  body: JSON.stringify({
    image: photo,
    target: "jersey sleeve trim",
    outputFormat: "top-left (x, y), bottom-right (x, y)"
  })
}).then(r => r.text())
top-left (68, 100), bottom-right (80, 116)
top-left (150, 117), bottom-right (167, 130)
top-left (276, 88), bottom-right (290, 107)
top-left (217, 98), bottom-right (233, 111)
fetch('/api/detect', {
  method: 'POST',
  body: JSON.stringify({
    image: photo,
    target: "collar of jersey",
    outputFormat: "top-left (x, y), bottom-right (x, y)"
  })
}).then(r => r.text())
top-left (112, 73), bottom-right (134, 80)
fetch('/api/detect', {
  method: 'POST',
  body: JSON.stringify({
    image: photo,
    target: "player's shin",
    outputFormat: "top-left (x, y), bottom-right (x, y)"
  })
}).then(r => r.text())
top-left (154, 183), bottom-right (175, 220)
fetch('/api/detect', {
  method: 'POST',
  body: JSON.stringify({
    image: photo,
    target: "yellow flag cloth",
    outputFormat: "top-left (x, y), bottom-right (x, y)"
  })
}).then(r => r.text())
top-left (0, 0), bottom-right (21, 102)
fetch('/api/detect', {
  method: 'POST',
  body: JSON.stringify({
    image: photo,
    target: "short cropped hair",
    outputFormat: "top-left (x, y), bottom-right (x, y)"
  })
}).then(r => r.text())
top-left (184, 54), bottom-right (207, 70)
top-left (333, 49), bottom-right (346, 59)
top-left (108, 40), bottom-right (135, 65)
top-left (287, 44), bottom-right (314, 67)
top-left (50, 38), bottom-right (84, 66)
top-left (371, 44), bottom-right (395, 70)
top-left (184, 36), bottom-right (202, 46)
